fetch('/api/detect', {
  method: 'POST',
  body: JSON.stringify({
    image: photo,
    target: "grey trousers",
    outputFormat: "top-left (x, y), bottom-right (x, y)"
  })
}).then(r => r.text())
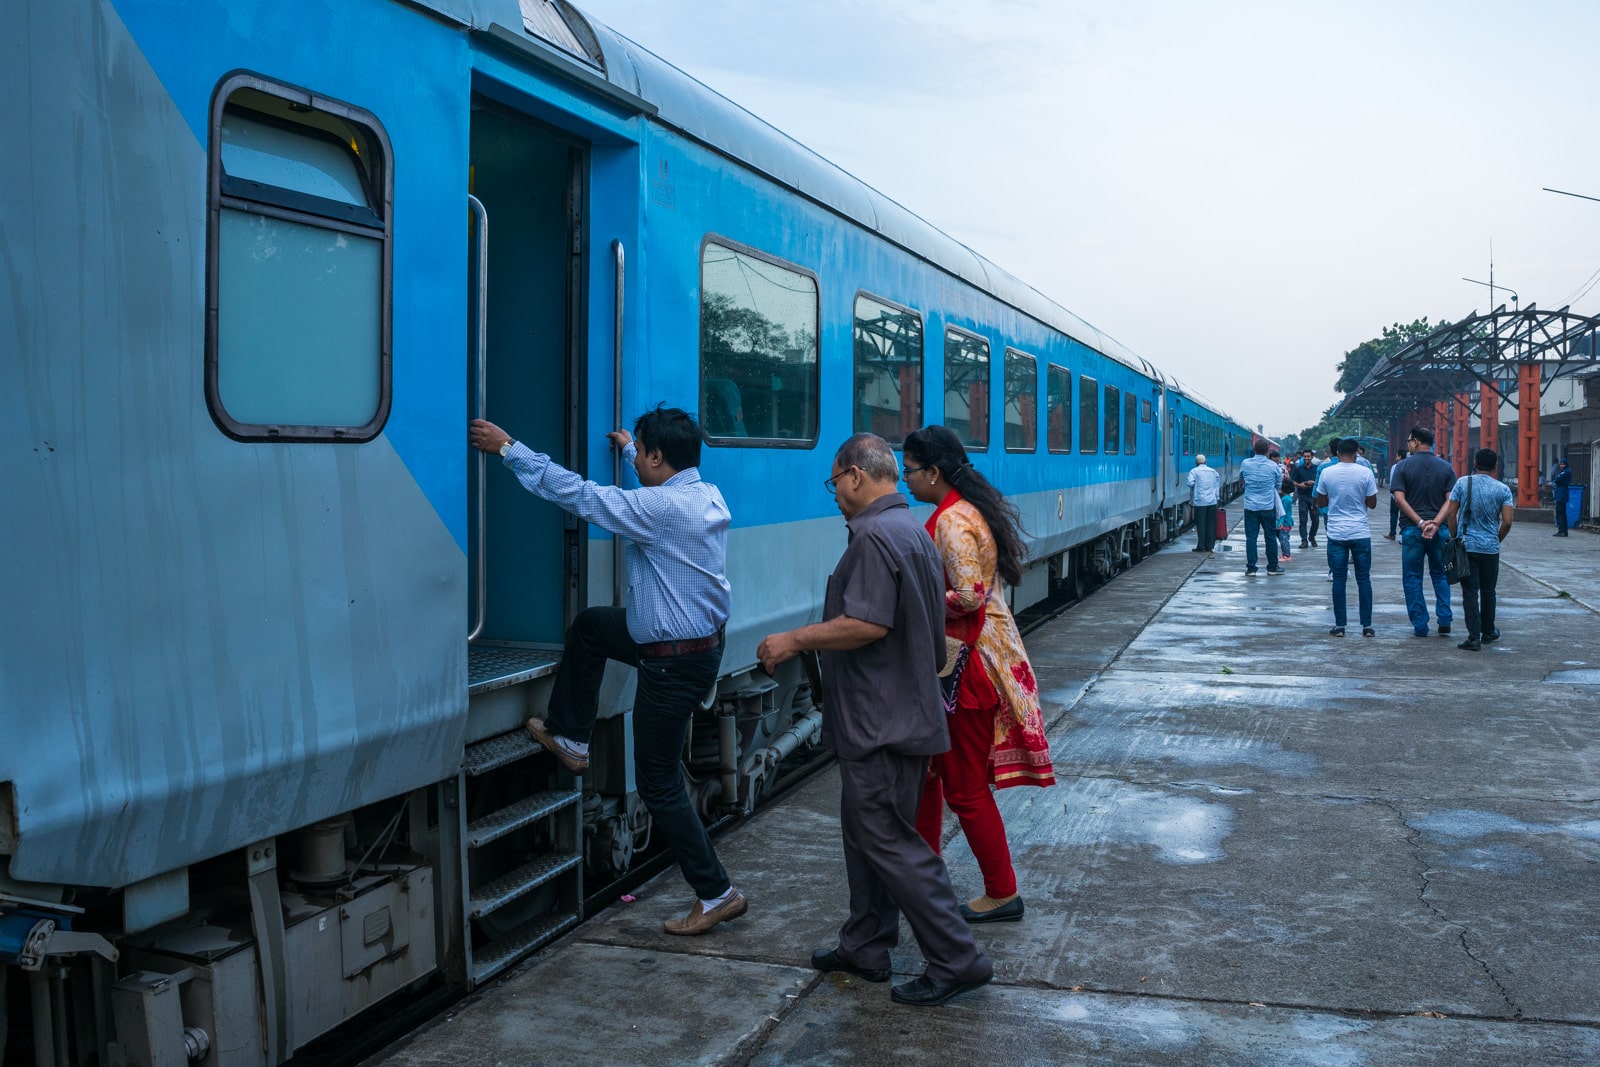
top-left (836, 749), bottom-right (992, 984)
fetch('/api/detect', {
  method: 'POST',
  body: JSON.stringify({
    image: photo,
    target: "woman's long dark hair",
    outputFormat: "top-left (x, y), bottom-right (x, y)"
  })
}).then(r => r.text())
top-left (905, 425), bottom-right (1027, 587)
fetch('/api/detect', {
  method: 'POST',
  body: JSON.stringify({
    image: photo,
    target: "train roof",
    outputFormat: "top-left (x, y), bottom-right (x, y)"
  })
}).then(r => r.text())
top-left (439, 2), bottom-right (1242, 427)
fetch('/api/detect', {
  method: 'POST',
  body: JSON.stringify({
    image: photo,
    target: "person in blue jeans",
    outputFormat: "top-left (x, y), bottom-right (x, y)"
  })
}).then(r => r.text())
top-left (1239, 440), bottom-right (1284, 576)
top-left (1389, 426), bottom-right (1457, 636)
top-left (1315, 439), bottom-right (1379, 636)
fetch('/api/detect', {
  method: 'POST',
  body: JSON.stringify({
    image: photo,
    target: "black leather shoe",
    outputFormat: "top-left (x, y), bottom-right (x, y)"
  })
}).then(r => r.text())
top-left (811, 948), bottom-right (890, 983)
top-left (1437, 626), bottom-right (1451, 636)
top-left (890, 972), bottom-right (992, 1007)
top-left (959, 896), bottom-right (1025, 924)
top-left (1457, 638), bottom-right (1481, 651)
top-left (1482, 631), bottom-right (1500, 643)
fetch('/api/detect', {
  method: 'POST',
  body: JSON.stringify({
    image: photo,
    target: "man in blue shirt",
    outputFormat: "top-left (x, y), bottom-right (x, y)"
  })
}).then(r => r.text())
top-left (1552, 458), bottom-right (1572, 536)
top-left (470, 406), bottom-right (745, 936)
top-left (1290, 449), bottom-right (1320, 547)
top-left (1427, 448), bottom-right (1514, 650)
top-left (1239, 440), bottom-right (1284, 576)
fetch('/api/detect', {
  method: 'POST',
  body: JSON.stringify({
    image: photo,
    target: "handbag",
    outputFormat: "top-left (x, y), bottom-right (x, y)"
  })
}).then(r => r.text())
top-left (1443, 476), bottom-right (1472, 584)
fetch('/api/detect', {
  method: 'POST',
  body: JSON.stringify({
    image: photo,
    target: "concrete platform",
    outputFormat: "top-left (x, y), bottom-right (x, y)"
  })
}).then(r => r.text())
top-left (370, 505), bottom-right (1600, 1066)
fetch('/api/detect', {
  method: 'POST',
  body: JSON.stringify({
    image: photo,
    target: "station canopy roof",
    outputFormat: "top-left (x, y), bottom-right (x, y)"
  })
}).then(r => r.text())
top-left (1336, 306), bottom-right (1600, 419)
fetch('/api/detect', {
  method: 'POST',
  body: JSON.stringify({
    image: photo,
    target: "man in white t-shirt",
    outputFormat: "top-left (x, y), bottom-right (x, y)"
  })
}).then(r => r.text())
top-left (1187, 455), bottom-right (1222, 552)
top-left (1314, 438), bottom-right (1379, 637)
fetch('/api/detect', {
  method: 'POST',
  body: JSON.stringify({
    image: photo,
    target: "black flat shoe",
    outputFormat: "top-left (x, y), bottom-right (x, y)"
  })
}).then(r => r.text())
top-left (959, 896), bottom-right (1025, 924)
top-left (811, 948), bottom-right (890, 983)
top-left (1457, 638), bottom-right (1481, 651)
top-left (890, 972), bottom-right (992, 1007)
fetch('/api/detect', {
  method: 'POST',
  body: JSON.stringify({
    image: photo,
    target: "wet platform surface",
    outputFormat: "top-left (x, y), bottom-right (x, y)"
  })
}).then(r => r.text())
top-left (371, 504), bottom-right (1600, 1066)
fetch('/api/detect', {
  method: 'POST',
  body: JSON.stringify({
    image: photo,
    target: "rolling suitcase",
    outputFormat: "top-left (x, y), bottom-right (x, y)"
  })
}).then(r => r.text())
top-left (1215, 507), bottom-right (1229, 541)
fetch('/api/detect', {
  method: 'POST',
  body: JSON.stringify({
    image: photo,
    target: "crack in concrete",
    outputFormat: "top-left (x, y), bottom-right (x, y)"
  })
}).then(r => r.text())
top-left (1374, 796), bottom-right (1524, 1021)
top-left (718, 971), bottom-right (826, 1067)
top-left (1046, 771), bottom-right (1600, 807)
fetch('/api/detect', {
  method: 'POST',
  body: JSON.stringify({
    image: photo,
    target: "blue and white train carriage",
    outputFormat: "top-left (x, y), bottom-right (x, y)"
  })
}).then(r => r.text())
top-left (0, 1), bottom-right (1252, 1061)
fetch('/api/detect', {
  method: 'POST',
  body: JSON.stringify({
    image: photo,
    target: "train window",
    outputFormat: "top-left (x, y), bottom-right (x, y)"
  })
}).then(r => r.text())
top-left (1104, 384), bottom-right (1120, 454)
top-left (1078, 375), bottom-right (1098, 454)
top-left (943, 329), bottom-right (990, 451)
top-left (1124, 392), bottom-right (1138, 454)
top-left (1141, 399), bottom-right (1152, 424)
top-left (1046, 364), bottom-right (1071, 454)
top-left (206, 75), bottom-right (392, 441)
top-left (700, 239), bottom-right (819, 447)
top-left (853, 293), bottom-right (923, 447)
top-left (1003, 349), bottom-right (1038, 453)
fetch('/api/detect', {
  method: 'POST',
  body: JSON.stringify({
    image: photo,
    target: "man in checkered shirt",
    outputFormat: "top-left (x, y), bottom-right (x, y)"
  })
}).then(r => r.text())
top-left (470, 405), bottom-right (745, 936)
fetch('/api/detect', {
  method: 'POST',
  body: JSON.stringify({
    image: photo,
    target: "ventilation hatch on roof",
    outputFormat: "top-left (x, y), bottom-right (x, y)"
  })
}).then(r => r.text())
top-left (519, 0), bottom-right (605, 69)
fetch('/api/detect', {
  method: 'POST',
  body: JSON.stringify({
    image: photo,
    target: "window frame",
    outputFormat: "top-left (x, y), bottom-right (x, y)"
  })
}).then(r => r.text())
top-left (1078, 374), bottom-right (1099, 454)
top-left (1103, 383), bottom-right (1121, 455)
top-left (942, 325), bottom-right (992, 454)
top-left (1002, 347), bottom-right (1039, 454)
top-left (851, 290), bottom-right (924, 449)
top-left (1124, 391), bottom-right (1138, 454)
top-left (1045, 362), bottom-right (1072, 455)
top-left (205, 70), bottom-right (393, 443)
top-left (698, 234), bottom-right (821, 450)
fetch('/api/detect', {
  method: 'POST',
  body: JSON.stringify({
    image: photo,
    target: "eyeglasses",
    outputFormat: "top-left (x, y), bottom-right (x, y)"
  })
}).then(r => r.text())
top-left (901, 464), bottom-right (929, 480)
top-left (823, 466), bottom-right (861, 495)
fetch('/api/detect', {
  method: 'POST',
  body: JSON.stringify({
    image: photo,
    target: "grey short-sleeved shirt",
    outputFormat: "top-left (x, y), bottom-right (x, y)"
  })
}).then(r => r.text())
top-left (819, 494), bottom-right (949, 760)
top-left (1390, 452), bottom-right (1457, 526)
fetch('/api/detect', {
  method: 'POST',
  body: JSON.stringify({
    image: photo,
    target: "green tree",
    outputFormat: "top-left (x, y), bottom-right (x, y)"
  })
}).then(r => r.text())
top-left (1333, 318), bottom-right (1441, 395)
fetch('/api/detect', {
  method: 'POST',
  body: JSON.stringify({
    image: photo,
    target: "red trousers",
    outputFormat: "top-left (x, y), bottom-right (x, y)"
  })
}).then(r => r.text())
top-left (915, 689), bottom-right (1017, 899)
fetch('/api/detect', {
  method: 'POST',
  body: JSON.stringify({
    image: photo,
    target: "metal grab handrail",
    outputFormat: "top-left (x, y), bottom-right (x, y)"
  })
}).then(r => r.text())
top-left (612, 239), bottom-right (626, 607)
top-left (468, 194), bottom-right (489, 642)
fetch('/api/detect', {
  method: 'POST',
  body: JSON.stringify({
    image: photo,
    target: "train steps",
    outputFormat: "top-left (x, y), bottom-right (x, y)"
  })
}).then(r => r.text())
top-left (447, 647), bottom-right (583, 988)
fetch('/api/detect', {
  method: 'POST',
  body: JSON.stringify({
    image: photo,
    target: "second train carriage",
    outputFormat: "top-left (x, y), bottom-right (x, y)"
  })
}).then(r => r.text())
top-left (0, 1), bottom-right (1253, 1061)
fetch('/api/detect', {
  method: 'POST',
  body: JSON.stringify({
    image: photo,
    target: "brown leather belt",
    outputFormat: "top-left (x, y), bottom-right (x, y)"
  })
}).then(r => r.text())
top-left (637, 633), bottom-right (722, 659)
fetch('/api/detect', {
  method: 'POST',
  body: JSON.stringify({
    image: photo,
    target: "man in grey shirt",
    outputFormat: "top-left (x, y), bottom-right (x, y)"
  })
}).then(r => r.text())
top-left (1389, 425), bottom-right (1457, 637)
top-left (759, 433), bottom-right (991, 1008)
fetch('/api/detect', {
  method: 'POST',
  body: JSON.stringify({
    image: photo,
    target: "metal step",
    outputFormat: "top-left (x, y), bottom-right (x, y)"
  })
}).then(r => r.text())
top-left (463, 730), bottom-right (542, 777)
top-left (470, 909), bottom-right (579, 986)
top-left (469, 852), bottom-right (581, 919)
top-left (468, 646), bottom-right (561, 695)
top-left (466, 790), bottom-right (582, 850)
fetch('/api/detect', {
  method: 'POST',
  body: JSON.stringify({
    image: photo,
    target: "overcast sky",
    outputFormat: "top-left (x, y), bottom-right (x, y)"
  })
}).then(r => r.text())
top-left (578, 0), bottom-right (1600, 436)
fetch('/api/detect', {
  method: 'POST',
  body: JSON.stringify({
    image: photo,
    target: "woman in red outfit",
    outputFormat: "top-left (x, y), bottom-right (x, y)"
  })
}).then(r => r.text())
top-left (903, 426), bottom-right (1055, 923)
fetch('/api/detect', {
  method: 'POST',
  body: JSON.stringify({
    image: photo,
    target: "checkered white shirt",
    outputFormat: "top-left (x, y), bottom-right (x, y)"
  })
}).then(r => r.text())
top-left (504, 442), bottom-right (732, 644)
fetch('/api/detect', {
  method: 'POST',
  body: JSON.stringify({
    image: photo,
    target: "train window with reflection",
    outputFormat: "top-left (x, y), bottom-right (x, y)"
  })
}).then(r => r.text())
top-left (700, 239), bottom-right (819, 446)
top-left (853, 294), bottom-right (922, 447)
top-left (1046, 364), bottom-right (1071, 454)
top-left (1078, 375), bottom-right (1099, 453)
top-left (1124, 392), bottom-right (1138, 454)
top-left (1104, 384), bottom-right (1121, 454)
top-left (943, 329), bottom-right (990, 451)
top-left (1003, 349), bottom-right (1038, 453)
top-left (206, 75), bottom-right (392, 441)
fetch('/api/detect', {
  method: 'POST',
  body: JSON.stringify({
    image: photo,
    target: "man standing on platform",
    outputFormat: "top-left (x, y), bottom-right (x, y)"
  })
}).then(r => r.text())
top-left (1291, 448), bottom-right (1320, 548)
top-left (469, 407), bottom-right (746, 937)
top-left (1188, 453), bottom-right (1221, 552)
top-left (1315, 438), bottom-right (1378, 637)
top-left (1240, 439), bottom-right (1284, 576)
top-left (758, 433), bottom-right (992, 1008)
top-left (1389, 426), bottom-right (1457, 637)
top-left (1553, 457), bottom-right (1572, 537)
top-left (1428, 448), bottom-right (1514, 650)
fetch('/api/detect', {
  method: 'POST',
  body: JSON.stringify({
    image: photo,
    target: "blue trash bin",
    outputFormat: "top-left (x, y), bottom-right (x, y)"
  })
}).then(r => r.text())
top-left (1567, 486), bottom-right (1585, 530)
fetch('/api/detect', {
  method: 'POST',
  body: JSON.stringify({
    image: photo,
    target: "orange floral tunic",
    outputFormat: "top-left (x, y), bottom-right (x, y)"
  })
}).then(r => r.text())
top-left (927, 492), bottom-right (1055, 789)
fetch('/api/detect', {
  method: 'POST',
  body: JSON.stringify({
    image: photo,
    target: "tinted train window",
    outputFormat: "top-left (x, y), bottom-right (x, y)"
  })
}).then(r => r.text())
top-left (853, 294), bottom-right (922, 447)
top-left (1078, 375), bottom-right (1098, 454)
top-left (1004, 349), bottom-right (1037, 453)
top-left (1124, 392), bottom-right (1138, 454)
top-left (1104, 384), bottom-right (1120, 454)
top-left (1046, 364), bottom-right (1071, 454)
top-left (944, 329), bottom-right (990, 451)
top-left (700, 240), bottom-right (818, 446)
top-left (1141, 399), bottom-right (1152, 424)
top-left (207, 76), bottom-right (392, 441)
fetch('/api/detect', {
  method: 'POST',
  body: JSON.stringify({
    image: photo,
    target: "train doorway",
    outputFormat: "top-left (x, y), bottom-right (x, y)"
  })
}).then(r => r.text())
top-left (467, 103), bottom-right (587, 646)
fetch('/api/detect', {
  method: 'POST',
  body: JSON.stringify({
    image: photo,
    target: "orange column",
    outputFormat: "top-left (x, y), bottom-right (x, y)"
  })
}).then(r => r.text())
top-left (1433, 399), bottom-right (1449, 457)
top-left (1452, 393), bottom-right (1471, 473)
top-left (1517, 363), bottom-right (1541, 508)
top-left (1479, 383), bottom-right (1499, 452)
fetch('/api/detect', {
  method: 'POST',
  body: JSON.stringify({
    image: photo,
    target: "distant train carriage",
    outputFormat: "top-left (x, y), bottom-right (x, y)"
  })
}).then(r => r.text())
top-left (0, 2), bottom-right (1254, 1062)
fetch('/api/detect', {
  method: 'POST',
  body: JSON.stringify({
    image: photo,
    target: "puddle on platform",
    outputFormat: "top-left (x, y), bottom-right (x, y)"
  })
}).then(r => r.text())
top-left (1409, 810), bottom-right (1600, 874)
top-left (1012, 779), bottom-right (1236, 865)
top-left (1545, 669), bottom-right (1600, 684)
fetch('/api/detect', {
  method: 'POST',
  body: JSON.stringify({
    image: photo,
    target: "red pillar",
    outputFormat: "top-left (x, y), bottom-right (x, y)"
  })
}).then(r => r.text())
top-left (1517, 363), bottom-right (1540, 508)
top-left (1433, 399), bottom-right (1449, 457)
top-left (1479, 384), bottom-right (1498, 451)
top-left (1452, 393), bottom-right (1471, 473)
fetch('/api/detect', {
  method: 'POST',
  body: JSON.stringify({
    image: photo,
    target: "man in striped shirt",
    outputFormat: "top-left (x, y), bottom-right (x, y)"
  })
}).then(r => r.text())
top-left (470, 406), bottom-right (744, 936)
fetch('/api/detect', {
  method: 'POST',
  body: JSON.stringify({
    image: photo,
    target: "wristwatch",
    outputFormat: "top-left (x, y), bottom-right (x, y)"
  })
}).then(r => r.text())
top-left (498, 438), bottom-right (515, 458)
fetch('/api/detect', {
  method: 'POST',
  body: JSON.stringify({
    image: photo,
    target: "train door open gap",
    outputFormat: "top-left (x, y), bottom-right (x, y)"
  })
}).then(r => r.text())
top-left (468, 101), bottom-right (588, 651)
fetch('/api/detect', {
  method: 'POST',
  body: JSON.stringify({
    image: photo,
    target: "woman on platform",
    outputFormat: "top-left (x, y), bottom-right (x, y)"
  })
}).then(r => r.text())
top-left (902, 425), bottom-right (1056, 923)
